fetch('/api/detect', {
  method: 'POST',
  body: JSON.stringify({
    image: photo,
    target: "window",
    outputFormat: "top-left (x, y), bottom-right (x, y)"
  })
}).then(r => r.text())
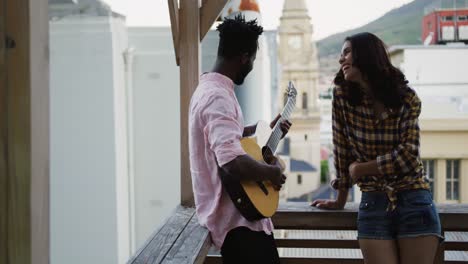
top-left (444, 16), bottom-right (454, 21)
top-left (302, 92), bottom-right (308, 109)
top-left (458, 15), bottom-right (467, 21)
top-left (422, 159), bottom-right (435, 193)
top-left (446, 160), bottom-right (460, 201)
top-left (288, 35), bottom-right (302, 50)
top-left (297, 174), bottom-right (302, 185)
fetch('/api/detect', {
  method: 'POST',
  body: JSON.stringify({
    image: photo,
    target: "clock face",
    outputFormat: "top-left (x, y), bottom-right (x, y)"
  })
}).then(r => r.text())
top-left (288, 35), bottom-right (302, 50)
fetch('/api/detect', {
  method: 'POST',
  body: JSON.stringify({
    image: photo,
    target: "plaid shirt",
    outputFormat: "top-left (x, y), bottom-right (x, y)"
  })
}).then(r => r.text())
top-left (331, 86), bottom-right (429, 210)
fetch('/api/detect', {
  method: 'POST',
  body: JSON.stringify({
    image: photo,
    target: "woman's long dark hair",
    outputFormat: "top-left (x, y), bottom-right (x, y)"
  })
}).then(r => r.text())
top-left (334, 32), bottom-right (408, 108)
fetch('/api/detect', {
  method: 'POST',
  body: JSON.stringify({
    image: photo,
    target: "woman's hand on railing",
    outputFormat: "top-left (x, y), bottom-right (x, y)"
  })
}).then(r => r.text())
top-left (310, 199), bottom-right (345, 209)
top-left (311, 189), bottom-right (348, 209)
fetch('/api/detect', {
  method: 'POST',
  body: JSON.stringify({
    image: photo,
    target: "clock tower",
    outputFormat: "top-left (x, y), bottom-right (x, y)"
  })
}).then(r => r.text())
top-left (277, 0), bottom-right (321, 198)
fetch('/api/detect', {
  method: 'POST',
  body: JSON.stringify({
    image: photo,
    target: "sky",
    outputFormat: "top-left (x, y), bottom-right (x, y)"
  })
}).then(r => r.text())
top-left (103, 0), bottom-right (414, 40)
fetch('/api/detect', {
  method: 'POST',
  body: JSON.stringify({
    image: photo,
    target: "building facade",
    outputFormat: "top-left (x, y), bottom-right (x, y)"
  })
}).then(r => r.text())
top-left (49, 2), bottom-right (184, 263)
top-left (49, 1), bottom-right (131, 263)
top-left (319, 88), bottom-right (333, 148)
top-left (390, 45), bottom-right (468, 203)
top-left (422, 1), bottom-right (468, 44)
top-left (277, 0), bottom-right (321, 198)
top-left (127, 27), bottom-right (181, 251)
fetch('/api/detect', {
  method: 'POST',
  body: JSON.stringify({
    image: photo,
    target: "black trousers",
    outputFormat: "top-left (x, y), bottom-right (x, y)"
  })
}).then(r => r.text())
top-left (221, 227), bottom-right (280, 264)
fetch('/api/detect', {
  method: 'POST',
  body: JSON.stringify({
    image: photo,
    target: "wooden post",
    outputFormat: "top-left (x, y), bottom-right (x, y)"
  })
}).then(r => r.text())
top-left (179, 0), bottom-right (200, 207)
top-left (5, 0), bottom-right (31, 262)
top-left (168, 0), bottom-right (180, 65)
top-left (176, 0), bottom-right (228, 207)
top-left (29, 0), bottom-right (50, 262)
top-left (0, 0), bottom-right (8, 261)
top-left (1, 0), bottom-right (49, 263)
top-left (199, 0), bottom-right (228, 41)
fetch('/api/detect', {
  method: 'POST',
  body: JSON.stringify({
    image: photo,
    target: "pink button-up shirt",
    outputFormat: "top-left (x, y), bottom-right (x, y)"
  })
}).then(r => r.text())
top-left (188, 72), bottom-right (273, 249)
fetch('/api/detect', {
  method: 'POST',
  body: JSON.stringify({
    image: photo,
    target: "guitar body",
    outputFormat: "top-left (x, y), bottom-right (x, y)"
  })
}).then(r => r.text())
top-left (219, 81), bottom-right (297, 221)
top-left (219, 122), bottom-right (282, 221)
top-left (241, 136), bottom-right (280, 217)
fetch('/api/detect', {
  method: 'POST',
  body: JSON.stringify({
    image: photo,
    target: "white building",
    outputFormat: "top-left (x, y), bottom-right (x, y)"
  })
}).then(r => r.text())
top-left (50, 2), bottom-right (183, 263)
top-left (49, 1), bottom-right (131, 263)
top-left (127, 27), bottom-right (181, 251)
top-left (389, 44), bottom-right (468, 204)
top-left (264, 30), bottom-right (281, 121)
top-left (389, 44), bottom-right (468, 118)
top-left (277, 138), bottom-right (319, 200)
top-left (319, 88), bottom-right (333, 148)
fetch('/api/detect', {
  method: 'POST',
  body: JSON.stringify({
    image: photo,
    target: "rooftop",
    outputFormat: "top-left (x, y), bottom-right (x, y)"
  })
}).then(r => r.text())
top-left (424, 0), bottom-right (468, 15)
top-left (389, 43), bottom-right (468, 55)
top-left (49, 0), bottom-right (125, 20)
top-left (290, 159), bottom-right (317, 172)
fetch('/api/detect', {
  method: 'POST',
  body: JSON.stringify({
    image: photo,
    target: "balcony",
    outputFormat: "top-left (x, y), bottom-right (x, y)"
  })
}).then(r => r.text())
top-left (128, 203), bottom-right (468, 264)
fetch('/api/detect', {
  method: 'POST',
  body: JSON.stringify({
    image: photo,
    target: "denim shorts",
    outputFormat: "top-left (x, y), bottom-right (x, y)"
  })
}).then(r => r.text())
top-left (357, 189), bottom-right (443, 240)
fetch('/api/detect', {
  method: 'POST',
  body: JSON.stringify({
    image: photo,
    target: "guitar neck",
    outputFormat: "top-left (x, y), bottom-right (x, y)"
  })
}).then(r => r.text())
top-left (265, 99), bottom-right (295, 153)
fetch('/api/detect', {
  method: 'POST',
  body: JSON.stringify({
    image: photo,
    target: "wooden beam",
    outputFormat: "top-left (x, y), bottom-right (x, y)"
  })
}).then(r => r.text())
top-left (168, 0), bottom-right (180, 65)
top-left (29, 0), bottom-right (49, 263)
top-left (0, 0), bottom-right (8, 262)
top-left (273, 202), bottom-right (468, 231)
top-left (2, 0), bottom-right (49, 263)
top-left (6, 0), bottom-right (32, 262)
top-left (276, 238), bottom-right (359, 249)
top-left (199, 0), bottom-right (228, 41)
top-left (179, 0), bottom-right (200, 207)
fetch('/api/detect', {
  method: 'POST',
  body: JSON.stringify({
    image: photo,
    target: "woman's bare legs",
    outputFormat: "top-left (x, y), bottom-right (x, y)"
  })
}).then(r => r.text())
top-left (398, 236), bottom-right (439, 264)
top-left (359, 239), bottom-right (399, 264)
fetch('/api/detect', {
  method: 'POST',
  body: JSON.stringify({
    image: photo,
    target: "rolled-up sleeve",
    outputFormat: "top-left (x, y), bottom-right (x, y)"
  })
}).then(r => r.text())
top-left (377, 94), bottom-right (422, 177)
top-left (332, 89), bottom-right (353, 190)
top-left (203, 94), bottom-right (246, 167)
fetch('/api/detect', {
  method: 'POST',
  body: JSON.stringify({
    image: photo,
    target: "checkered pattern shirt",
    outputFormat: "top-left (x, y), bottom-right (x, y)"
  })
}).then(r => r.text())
top-left (331, 86), bottom-right (430, 210)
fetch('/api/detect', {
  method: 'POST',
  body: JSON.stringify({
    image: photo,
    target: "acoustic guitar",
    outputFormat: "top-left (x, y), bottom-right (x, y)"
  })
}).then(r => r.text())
top-left (219, 81), bottom-right (297, 221)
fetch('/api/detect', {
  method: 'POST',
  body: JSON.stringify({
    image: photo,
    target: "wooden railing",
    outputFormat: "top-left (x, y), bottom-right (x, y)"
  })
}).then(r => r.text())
top-left (128, 203), bottom-right (468, 264)
top-left (127, 206), bottom-right (211, 264)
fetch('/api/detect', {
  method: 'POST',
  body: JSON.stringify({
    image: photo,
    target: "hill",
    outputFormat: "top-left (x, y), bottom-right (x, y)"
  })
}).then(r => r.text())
top-left (317, 0), bottom-right (438, 58)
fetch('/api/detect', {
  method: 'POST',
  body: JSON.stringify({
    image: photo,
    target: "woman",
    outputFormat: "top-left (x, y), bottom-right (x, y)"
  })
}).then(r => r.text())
top-left (311, 32), bottom-right (443, 264)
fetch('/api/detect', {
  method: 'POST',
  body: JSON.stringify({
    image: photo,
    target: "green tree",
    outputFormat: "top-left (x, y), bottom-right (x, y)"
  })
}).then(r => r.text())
top-left (320, 160), bottom-right (329, 184)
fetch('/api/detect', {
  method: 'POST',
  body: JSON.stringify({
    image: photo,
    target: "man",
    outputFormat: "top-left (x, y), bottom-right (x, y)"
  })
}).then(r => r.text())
top-left (188, 15), bottom-right (291, 263)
